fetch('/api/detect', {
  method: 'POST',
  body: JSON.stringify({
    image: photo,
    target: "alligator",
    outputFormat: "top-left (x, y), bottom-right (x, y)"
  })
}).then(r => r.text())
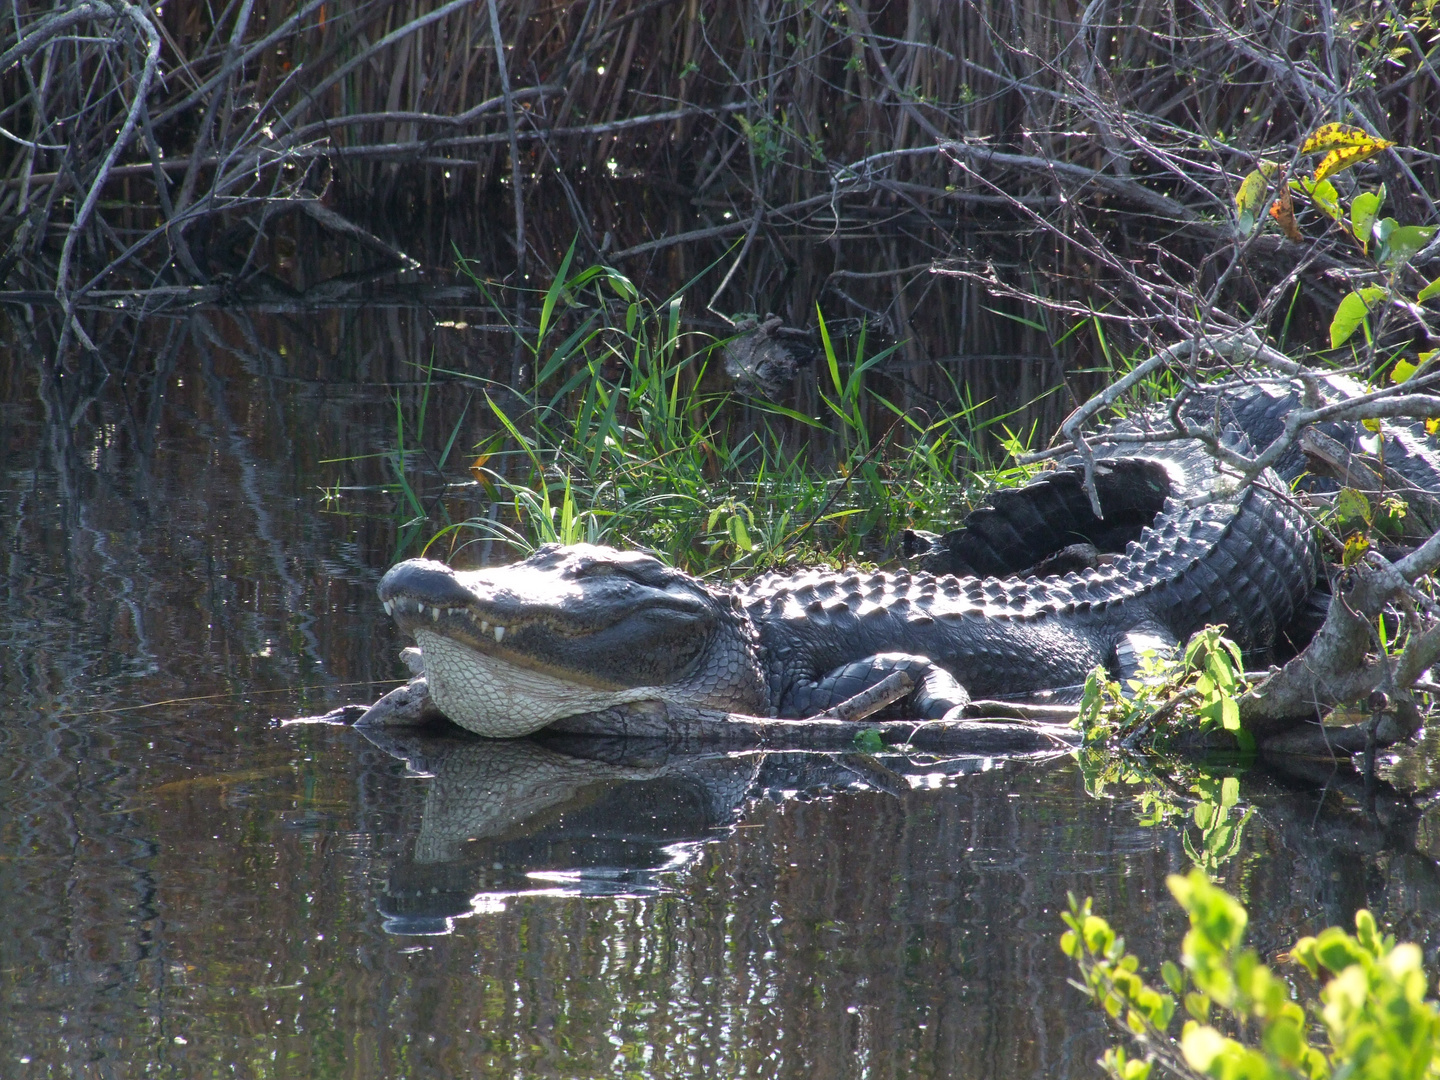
top-left (365, 376), bottom-right (1440, 740)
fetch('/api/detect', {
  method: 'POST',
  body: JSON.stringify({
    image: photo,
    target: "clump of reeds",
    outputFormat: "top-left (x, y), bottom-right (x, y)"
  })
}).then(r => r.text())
top-left (373, 246), bottom-right (1035, 574)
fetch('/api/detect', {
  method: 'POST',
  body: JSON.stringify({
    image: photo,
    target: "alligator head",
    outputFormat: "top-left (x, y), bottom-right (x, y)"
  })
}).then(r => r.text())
top-left (377, 544), bottom-right (767, 737)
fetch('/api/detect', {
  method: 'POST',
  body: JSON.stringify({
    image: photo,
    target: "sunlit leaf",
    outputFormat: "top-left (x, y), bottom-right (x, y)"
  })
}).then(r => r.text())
top-left (1313, 134), bottom-right (1395, 183)
top-left (1234, 170), bottom-right (1269, 235)
top-left (1391, 359), bottom-right (1418, 383)
top-left (852, 728), bottom-right (884, 753)
top-left (1301, 122), bottom-right (1395, 156)
top-left (1419, 277), bottom-right (1440, 304)
top-left (1307, 126), bottom-right (1393, 185)
top-left (1292, 176), bottom-right (1343, 221)
top-left (1376, 223), bottom-right (1437, 268)
top-left (1350, 186), bottom-right (1384, 251)
top-left (1336, 487), bottom-right (1372, 527)
top-left (604, 268), bottom-right (638, 301)
top-left (1343, 533), bottom-right (1371, 566)
top-left (727, 513), bottom-right (753, 551)
top-left (1218, 696), bottom-right (1241, 731)
top-left (1329, 286), bottom-right (1389, 348)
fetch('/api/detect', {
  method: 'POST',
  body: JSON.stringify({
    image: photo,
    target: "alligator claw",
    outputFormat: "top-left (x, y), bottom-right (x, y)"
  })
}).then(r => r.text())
top-left (356, 675), bottom-right (445, 728)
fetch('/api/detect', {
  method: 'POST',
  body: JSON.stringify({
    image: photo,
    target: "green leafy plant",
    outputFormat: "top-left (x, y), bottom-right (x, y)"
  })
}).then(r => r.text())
top-left (376, 246), bottom-right (1014, 574)
top-left (1061, 870), bottom-right (1440, 1080)
top-left (1232, 124), bottom-right (1439, 353)
top-left (852, 728), bottom-right (885, 753)
top-left (1076, 626), bottom-right (1249, 750)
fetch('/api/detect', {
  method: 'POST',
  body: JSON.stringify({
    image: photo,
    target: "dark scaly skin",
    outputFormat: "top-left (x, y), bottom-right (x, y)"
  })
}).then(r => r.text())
top-left (375, 379), bottom-right (1437, 739)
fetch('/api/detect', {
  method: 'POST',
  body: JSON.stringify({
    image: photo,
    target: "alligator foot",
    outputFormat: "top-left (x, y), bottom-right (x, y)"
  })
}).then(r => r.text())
top-left (356, 675), bottom-right (447, 727)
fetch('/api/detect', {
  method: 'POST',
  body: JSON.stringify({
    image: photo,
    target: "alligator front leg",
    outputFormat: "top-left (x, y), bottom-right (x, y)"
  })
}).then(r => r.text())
top-left (781, 653), bottom-right (971, 721)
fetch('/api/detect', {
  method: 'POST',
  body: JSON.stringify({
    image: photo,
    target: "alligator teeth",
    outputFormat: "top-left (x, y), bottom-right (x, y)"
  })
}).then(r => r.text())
top-left (493, 625), bottom-right (505, 643)
top-left (431, 606), bottom-right (440, 622)
top-left (383, 600), bottom-right (394, 616)
top-left (480, 619), bottom-right (489, 632)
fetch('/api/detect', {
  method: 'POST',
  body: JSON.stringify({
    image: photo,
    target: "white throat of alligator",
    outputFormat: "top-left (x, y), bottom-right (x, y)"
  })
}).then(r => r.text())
top-left (413, 629), bottom-right (680, 738)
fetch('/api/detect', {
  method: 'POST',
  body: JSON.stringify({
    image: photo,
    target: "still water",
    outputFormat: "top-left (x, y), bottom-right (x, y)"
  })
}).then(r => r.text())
top-left (3, 306), bottom-right (1439, 1079)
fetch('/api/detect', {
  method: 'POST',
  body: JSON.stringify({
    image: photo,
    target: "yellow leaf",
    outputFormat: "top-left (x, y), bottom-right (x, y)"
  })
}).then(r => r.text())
top-left (1427, 418), bottom-right (1440, 436)
top-left (1392, 359), bottom-right (1418, 383)
top-left (1313, 138), bottom-right (1396, 183)
top-left (1343, 533), bottom-right (1371, 566)
top-left (1180, 1025), bottom-right (1228, 1072)
top-left (1362, 418), bottom-right (1382, 432)
top-left (1301, 122), bottom-right (1393, 154)
top-left (1235, 170), bottom-right (1269, 234)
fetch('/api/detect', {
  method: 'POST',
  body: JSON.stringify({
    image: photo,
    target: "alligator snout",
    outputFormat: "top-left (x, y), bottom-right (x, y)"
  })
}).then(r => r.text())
top-left (378, 559), bottom-right (471, 608)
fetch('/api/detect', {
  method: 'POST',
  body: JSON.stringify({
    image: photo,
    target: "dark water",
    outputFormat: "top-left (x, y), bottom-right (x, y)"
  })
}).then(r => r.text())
top-left (4, 306), bottom-right (1440, 1080)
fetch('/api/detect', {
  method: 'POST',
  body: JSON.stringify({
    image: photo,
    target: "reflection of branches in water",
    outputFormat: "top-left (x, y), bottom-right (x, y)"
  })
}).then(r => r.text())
top-left (4, 305), bottom-right (415, 707)
top-left (19, 317), bottom-right (191, 692)
top-left (359, 725), bottom-right (1440, 1078)
top-left (1074, 743), bottom-right (1440, 956)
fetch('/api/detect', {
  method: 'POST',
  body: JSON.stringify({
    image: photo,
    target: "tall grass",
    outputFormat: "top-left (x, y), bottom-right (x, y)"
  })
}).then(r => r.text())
top-left (399, 248), bottom-right (1034, 575)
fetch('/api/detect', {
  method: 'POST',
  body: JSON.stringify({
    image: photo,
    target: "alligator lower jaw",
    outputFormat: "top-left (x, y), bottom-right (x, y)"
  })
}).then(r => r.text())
top-left (412, 629), bottom-right (679, 738)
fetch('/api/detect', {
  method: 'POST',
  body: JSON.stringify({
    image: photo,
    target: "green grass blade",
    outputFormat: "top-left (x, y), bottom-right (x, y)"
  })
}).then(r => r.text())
top-left (535, 237), bottom-right (578, 356)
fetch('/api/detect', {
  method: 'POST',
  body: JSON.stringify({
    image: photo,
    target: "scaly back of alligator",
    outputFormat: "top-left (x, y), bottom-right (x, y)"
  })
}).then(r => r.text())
top-left (899, 376), bottom-right (1440, 682)
top-left (741, 438), bottom-right (1314, 705)
top-left (764, 385), bottom-right (1324, 699)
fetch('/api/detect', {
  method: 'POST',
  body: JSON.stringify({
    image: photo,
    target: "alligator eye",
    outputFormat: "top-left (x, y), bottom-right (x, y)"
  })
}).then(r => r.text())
top-left (575, 561), bottom-right (618, 578)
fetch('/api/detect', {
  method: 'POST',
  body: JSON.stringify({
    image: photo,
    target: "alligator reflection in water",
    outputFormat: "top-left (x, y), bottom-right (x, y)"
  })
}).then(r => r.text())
top-left (358, 727), bottom-right (1032, 935)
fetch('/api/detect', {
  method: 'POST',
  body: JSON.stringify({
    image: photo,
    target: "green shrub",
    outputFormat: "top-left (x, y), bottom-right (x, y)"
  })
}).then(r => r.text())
top-left (1062, 870), bottom-right (1440, 1080)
